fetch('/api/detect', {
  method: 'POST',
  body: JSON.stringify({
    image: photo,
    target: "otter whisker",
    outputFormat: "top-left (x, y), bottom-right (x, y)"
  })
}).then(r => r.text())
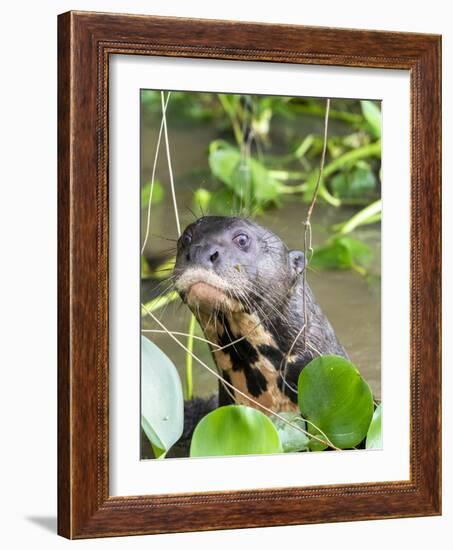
top-left (142, 328), bottom-right (221, 348)
top-left (145, 281), bottom-right (176, 305)
top-left (158, 290), bottom-right (179, 322)
top-left (150, 233), bottom-right (179, 243)
top-left (175, 300), bottom-right (186, 314)
top-left (230, 286), bottom-right (282, 342)
top-left (244, 275), bottom-right (302, 317)
top-left (185, 205), bottom-right (199, 220)
top-left (152, 267), bottom-right (176, 275)
top-left (232, 285), bottom-right (279, 332)
top-left (147, 277), bottom-right (177, 298)
top-left (240, 279), bottom-right (288, 323)
top-left (213, 307), bottom-right (219, 335)
top-left (148, 247), bottom-right (177, 256)
top-left (250, 286), bottom-right (289, 318)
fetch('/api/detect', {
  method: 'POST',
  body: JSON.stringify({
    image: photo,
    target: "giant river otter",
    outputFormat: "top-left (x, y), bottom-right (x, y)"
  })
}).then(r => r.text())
top-left (173, 216), bottom-right (348, 418)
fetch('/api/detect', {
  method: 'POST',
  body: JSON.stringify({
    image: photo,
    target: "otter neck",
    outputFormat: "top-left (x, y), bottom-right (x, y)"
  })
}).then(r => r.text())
top-left (194, 307), bottom-right (300, 413)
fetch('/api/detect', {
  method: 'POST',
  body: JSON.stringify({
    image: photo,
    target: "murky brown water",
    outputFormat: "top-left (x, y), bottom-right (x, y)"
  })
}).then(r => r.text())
top-left (140, 106), bottom-right (381, 400)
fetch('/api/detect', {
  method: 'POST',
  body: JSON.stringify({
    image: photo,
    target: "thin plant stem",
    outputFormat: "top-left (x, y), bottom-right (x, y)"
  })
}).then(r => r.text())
top-left (141, 92), bottom-right (171, 255)
top-left (303, 99), bottom-right (330, 349)
top-left (305, 99), bottom-right (331, 225)
top-left (185, 314), bottom-right (197, 400)
top-left (161, 91), bottom-right (181, 236)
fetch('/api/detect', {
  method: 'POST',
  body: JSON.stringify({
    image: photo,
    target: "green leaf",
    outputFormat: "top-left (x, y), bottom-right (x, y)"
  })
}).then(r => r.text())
top-left (310, 240), bottom-right (351, 270)
top-left (366, 404), bottom-right (382, 449)
top-left (340, 236), bottom-right (373, 265)
top-left (360, 101), bottom-right (381, 139)
top-left (271, 412), bottom-right (310, 453)
top-left (330, 163), bottom-right (377, 199)
top-left (209, 188), bottom-right (238, 215)
top-left (141, 179), bottom-right (164, 207)
top-left (190, 405), bottom-right (282, 457)
top-left (208, 141), bottom-right (285, 210)
top-left (141, 336), bottom-right (184, 455)
top-left (192, 188), bottom-right (212, 214)
top-left (193, 184), bottom-right (237, 216)
top-left (298, 355), bottom-right (374, 449)
top-left (334, 199), bottom-right (382, 235)
top-left (209, 141), bottom-right (238, 185)
top-left (310, 236), bottom-right (372, 271)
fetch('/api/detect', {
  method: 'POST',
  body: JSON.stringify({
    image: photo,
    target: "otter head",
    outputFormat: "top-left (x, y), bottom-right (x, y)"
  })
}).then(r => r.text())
top-left (174, 216), bottom-right (305, 318)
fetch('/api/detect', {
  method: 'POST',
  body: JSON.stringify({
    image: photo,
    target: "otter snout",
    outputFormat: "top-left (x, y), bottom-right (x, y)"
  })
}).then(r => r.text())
top-left (187, 242), bottom-right (222, 270)
top-left (174, 267), bottom-right (243, 313)
top-left (175, 267), bottom-right (229, 295)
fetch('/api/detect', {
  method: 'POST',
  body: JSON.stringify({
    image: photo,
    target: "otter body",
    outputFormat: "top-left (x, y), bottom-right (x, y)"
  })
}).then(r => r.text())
top-left (174, 216), bottom-right (347, 416)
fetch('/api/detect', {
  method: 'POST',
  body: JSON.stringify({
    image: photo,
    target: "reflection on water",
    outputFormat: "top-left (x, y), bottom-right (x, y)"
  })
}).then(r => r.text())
top-left (140, 112), bottom-right (381, 400)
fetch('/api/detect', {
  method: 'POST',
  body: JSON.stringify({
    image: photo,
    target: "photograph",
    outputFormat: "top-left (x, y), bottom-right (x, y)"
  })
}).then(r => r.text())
top-left (139, 89), bottom-right (383, 460)
top-left (52, 8), bottom-right (441, 539)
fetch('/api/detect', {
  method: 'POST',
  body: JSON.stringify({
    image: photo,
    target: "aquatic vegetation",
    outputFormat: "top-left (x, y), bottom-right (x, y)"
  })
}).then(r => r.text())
top-left (190, 405), bottom-right (283, 457)
top-left (139, 90), bottom-right (382, 458)
top-left (141, 336), bottom-right (184, 459)
top-left (366, 404), bottom-right (383, 450)
top-left (298, 355), bottom-right (374, 450)
top-left (141, 344), bottom-right (381, 457)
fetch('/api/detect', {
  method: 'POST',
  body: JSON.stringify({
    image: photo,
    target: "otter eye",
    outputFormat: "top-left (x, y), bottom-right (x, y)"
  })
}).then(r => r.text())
top-left (181, 232), bottom-right (192, 247)
top-left (233, 233), bottom-right (249, 249)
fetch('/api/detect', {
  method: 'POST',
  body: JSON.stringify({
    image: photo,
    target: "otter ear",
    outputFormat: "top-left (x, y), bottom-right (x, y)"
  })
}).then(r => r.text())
top-left (289, 250), bottom-right (305, 276)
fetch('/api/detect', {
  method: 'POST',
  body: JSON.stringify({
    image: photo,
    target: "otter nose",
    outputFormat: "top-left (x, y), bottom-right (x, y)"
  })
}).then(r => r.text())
top-left (189, 243), bottom-right (222, 268)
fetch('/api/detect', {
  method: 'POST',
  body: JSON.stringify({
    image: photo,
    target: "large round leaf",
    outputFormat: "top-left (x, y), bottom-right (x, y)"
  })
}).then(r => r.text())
top-left (141, 336), bottom-right (184, 457)
top-left (190, 405), bottom-right (282, 457)
top-left (366, 404), bottom-right (382, 449)
top-left (298, 355), bottom-right (374, 449)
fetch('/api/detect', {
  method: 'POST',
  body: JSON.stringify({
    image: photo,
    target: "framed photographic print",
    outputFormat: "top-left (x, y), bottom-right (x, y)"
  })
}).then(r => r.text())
top-left (58, 11), bottom-right (441, 538)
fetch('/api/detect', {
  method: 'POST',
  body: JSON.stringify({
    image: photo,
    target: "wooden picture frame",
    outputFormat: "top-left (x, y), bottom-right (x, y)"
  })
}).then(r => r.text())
top-left (58, 10), bottom-right (442, 539)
